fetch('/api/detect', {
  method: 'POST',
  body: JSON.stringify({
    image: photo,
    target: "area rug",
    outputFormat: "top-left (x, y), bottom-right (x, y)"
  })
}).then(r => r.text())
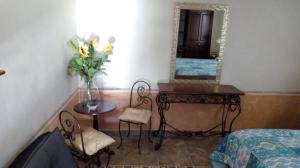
top-left (107, 166), bottom-right (209, 168)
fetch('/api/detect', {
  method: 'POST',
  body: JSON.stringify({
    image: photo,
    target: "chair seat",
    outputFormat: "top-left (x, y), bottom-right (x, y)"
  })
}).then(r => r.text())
top-left (72, 128), bottom-right (115, 156)
top-left (119, 108), bottom-right (151, 124)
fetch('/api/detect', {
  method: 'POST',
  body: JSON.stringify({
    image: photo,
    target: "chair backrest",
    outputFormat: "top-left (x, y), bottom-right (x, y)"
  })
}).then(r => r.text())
top-left (59, 110), bottom-right (87, 155)
top-left (129, 80), bottom-right (152, 111)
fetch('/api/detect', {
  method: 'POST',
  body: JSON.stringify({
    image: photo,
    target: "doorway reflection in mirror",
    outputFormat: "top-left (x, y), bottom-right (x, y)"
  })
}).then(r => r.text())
top-left (175, 9), bottom-right (224, 80)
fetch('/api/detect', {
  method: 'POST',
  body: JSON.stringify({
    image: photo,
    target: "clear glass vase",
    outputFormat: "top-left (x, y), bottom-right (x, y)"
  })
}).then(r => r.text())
top-left (79, 78), bottom-right (100, 111)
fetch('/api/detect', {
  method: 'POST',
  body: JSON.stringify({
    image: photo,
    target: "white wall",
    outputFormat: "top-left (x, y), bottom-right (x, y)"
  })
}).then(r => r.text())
top-left (0, 0), bottom-right (77, 166)
top-left (77, 0), bottom-right (300, 92)
top-left (221, 0), bottom-right (300, 92)
top-left (0, 0), bottom-right (299, 163)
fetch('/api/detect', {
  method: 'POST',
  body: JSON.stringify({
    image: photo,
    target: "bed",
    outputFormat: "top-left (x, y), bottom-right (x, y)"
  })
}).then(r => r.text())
top-left (175, 58), bottom-right (218, 76)
top-left (210, 129), bottom-right (300, 168)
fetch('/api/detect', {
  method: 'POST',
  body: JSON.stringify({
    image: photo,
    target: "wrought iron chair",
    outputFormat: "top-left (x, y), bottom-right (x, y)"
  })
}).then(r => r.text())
top-left (117, 80), bottom-right (153, 154)
top-left (59, 110), bottom-right (115, 168)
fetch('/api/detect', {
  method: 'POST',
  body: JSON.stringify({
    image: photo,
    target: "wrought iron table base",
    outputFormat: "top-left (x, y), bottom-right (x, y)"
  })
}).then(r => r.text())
top-left (154, 93), bottom-right (242, 150)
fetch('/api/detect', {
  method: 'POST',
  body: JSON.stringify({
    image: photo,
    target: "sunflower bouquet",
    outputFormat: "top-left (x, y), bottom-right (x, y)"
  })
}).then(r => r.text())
top-left (67, 34), bottom-right (115, 86)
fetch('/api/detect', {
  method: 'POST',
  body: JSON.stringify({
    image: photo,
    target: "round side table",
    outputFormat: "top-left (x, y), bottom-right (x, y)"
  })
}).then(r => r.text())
top-left (73, 100), bottom-right (116, 130)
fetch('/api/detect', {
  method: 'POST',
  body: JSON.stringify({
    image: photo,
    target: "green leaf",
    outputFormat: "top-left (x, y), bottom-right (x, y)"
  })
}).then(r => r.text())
top-left (88, 46), bottom-right (95, 57)
top-left (75, 58), bottom-right (83, 66)
top-left (67, 39), bottom-right (79, 51)
top-left (67, 56), bottom-right (86, 78)
top-left (93, 51), bottom-right (102, 58)
top-left (87, 68), bottom-right (97, 78)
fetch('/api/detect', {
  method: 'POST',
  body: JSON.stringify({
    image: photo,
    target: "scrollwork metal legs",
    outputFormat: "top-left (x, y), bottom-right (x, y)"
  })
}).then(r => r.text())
top-left (220, 95), bottom-right (242, 136)
top-left (154, 93), bottom-right (242, 150)
top-left (154, 94), bottom-right (170, 150)
top-left (138, 124), bottom-right (142, 154)
top-left (221, 103), bottom-right (227, 136)
top-left (117, 120), bottom-right (146, 154)
top-left (117, 121), bottom-right (122, 149)
top-left (148, 118), bottom-right (153, 143)
top-left (228, 96), bottom-right (241, 133)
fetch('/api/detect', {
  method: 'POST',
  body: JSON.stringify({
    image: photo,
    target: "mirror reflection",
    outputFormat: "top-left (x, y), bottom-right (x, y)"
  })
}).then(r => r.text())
top-left (175, 9), bottom-right (224, 80)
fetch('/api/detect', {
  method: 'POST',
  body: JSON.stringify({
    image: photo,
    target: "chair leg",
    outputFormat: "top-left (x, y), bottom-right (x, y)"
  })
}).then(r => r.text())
top-left (97, 152), bottom-right (101, 167)
top-left (148, 118), bottom-right (153, 143)
top-left (138, 124), bottom-right (142, 154)
top-left (106, 147), bottom-right (111, 168)
top-left (85, 160), bottom-right (91, 168)
top-left (117, 121), bottom-right (123, 149)
top-left (127, 122), bottom-right (131, 137)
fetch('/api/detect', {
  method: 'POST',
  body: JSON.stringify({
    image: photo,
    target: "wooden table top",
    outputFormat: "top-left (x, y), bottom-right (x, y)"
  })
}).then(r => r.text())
top-left (158, 83), bottom-right (244, 95)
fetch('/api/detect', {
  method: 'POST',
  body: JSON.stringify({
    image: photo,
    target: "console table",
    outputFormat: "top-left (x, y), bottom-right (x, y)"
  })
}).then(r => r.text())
top-left (154, 83), bottom-right (244, 150)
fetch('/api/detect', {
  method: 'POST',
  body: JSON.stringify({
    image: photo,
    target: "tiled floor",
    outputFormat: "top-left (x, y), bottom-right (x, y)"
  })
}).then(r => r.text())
top-left (79, 133), bottom-right (223, 168)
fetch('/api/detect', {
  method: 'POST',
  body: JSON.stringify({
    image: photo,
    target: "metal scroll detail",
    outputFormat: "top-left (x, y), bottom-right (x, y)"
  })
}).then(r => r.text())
top-left (226, 95), bottom-right (241, 132)
top-left (154, 93), bottom-right (170, 150)
top-left (59, 110), bottom-right (86, 155)
top-left (156, 93), bottom-right (171, 111)
top-left (130, 80), bottom-right (152, 110)
top-left (159, 94), bottom-right (242, 105)
top-left (164, 94), bottom-right (225, 104)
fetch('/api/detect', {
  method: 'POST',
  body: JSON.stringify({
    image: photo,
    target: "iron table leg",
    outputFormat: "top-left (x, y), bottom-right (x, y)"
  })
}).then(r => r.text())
top-left (154, 108), bottom-right (166, 150)
top-left (154, 93), bottom-right (170, 150)
top-left (93, 115), bottom-right (99, 130)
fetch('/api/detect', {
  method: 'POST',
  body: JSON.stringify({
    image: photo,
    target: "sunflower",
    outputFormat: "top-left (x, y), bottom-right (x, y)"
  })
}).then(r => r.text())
top-left (103, 44), bottom-right (113, 53)
top-left (90, 39), bottom-right (98, 49)
top-left (79, 43), bottom-right (89, 58)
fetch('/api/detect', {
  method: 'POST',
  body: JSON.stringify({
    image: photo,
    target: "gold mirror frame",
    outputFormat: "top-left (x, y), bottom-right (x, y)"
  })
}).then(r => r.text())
top-left (169, 2), bottom-right (230, 84)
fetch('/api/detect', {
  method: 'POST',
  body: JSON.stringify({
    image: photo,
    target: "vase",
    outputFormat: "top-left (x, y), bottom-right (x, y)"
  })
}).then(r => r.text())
top-left (79, 78), bottom-right (100, 111)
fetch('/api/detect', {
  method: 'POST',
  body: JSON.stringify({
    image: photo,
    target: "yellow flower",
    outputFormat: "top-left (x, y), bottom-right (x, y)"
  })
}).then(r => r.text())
top-left (90, 39), bottom-right (98, 49)
top-left (103, 44), bottom-right (113, 53)
top-left (79, 44), bottom-right (89, 58)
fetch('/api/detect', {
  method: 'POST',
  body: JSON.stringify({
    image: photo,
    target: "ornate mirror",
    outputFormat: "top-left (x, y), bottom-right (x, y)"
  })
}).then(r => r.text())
top-left (170, 3), bottom-right (230, 84)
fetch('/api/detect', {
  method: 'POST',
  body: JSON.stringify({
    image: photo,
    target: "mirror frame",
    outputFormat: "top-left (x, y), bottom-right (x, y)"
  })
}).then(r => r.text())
top-left (169, 2), bottom-right (230, 84)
